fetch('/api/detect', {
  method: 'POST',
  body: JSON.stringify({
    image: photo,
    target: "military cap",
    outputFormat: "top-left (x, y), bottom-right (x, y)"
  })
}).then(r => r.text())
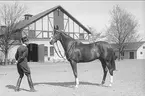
top-left (21, 36), bottom-right (29, 43)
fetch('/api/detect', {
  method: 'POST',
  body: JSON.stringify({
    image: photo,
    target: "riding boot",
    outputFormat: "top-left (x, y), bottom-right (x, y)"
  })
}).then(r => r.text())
top-left (27, 75), bottom-right (36, 92)
top-left (15, 78), bottom-right (22, 92)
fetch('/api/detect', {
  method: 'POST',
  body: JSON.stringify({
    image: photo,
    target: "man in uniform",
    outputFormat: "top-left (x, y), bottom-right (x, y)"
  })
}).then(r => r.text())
top-left (15, 36), bottom-right (36, 92)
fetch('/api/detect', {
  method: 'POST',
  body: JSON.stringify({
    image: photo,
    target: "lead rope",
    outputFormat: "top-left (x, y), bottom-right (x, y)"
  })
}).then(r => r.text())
top-left (53, 41), bottom-right (76, 61)
top-left (54, 42), bottom-right (66, 60)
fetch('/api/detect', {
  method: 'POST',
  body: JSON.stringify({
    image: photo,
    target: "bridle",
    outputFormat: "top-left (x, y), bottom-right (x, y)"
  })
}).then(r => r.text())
top-left (52, 32), bottom-right (76, 60)
top-left (51, 30), bottom-right (65, 60)
top-left (54, 42), bottom-right (66, 60)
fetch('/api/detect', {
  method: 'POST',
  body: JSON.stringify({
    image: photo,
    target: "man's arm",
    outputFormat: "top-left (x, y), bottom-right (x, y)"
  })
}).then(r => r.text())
top-left (15, 49), bottom-right (19, 60)
top-left (18, 47), bottom-right (28, 63)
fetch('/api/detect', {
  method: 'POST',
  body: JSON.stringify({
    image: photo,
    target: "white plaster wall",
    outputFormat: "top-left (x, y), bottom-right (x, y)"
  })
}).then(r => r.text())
top-left (137, 43), bottom-right (145, 59)
top-left (29, 39), bottom-right (50, 62)
top-left (5, 39), bottom-right (90, 62)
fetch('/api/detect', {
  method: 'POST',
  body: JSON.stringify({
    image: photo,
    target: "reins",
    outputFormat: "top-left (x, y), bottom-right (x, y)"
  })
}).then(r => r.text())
top-left (53, 41), bottom-right (76, 60)
top-left (54, 42), bottom-right (66, 60)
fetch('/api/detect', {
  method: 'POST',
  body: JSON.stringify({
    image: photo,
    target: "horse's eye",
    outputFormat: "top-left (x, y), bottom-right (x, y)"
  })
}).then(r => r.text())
top-left (50, 35), bottom-right (54, 39)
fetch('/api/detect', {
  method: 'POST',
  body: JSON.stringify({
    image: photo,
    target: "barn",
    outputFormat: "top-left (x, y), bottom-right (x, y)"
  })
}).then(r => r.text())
top-left (112, 42), bottom-right (145, 59)
top-left (6, 5), bottom-right (91, 62)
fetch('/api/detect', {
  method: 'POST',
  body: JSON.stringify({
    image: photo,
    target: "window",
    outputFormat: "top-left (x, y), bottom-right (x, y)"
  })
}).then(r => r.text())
top-left (44, 46), bottom-right (48, 56)
top-left (79, 33), bottom-right (84, 40)
top-left (129, 52), bottom-right (134, 59)
top-left (25, 16), bottom-right (29, 20)
top-left (50, 46), bottom-right (54, 56)
top-left (140, 52), bottom-right (143, 54)
top-left (43, 32), bottom-right (48, 38)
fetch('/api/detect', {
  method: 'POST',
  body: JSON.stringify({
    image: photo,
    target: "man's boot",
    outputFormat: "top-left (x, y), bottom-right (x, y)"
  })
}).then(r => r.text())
top-left (27, 75), bottom-right (36, 92)
top-left (15, 78), bottom-right (22, 92)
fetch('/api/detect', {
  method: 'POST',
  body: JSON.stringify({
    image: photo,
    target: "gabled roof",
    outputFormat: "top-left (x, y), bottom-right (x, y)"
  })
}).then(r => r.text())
top-left (111, 41), bottom-right (145, 51)
top-left (16, 5), bottom-right (91, 34)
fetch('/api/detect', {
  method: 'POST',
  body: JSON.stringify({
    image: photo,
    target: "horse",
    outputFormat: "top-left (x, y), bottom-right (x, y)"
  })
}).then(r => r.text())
top-left (50, 26), bottom-right (116, 88)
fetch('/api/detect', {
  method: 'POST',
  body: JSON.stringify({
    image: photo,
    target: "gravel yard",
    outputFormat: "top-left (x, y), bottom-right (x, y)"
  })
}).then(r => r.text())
top-left (0, 59), bottom-right (145, 96)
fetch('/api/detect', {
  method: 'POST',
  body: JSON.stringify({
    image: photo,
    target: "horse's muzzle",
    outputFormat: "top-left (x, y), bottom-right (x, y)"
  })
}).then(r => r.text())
top-left (50, 40), bottom-right (53, 45)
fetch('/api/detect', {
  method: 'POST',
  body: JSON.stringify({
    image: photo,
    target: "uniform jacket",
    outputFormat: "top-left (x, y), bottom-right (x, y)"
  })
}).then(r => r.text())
top-left (15, 44), bottom-right (28, 67)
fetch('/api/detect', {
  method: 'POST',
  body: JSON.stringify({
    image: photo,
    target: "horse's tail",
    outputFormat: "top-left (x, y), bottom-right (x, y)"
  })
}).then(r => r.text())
top-left (111, 52), bottom-right (116, 71)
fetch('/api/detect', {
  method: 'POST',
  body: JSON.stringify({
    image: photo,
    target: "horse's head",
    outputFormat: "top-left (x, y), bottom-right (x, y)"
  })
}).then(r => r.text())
top-left (50, 26), bottom-right (61, 45)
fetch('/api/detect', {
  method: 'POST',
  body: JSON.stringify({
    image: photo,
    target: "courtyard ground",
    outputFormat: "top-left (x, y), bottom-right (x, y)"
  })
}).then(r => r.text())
top-left (0, 59), bottom-right (145, 96)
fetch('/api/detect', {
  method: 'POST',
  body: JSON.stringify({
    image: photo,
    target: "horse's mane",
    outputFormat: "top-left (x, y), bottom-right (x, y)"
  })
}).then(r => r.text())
top-left (60, 31), bottom-right (82, 44)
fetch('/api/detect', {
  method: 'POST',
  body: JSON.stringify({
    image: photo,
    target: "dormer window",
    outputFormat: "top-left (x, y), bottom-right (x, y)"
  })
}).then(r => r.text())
top-left (24, 14), bottom-right (33, 20)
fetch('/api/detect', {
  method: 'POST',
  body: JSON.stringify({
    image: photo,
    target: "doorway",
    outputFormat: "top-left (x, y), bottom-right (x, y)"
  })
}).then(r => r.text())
top-left (129, 52), bottom-right (134, 59)
top-left (27, 43), bottom-right (38, 62)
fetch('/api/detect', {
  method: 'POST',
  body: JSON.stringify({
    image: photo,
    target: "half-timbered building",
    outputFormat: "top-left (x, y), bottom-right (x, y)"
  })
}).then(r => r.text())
top-left (6, 5), bottom-right (91, 62)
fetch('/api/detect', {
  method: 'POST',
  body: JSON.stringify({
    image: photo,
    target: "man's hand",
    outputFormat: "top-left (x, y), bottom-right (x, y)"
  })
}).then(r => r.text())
top-left (15, 60), bottom-right (18, 64)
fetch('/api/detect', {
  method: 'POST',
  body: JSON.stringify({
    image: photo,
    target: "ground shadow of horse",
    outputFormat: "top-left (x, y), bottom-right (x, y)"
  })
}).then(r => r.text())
top-left (5, 85), bottom-right (30, 92)
top-left (34, 81), bottom-right (108, 88)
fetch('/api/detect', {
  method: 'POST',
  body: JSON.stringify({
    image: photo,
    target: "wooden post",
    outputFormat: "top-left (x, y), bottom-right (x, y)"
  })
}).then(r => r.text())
top-left (34, 22), bottom-right (36, 38)
top-left (64, 19), bottom-right (68, 32)
top-left (47, 15), bottom-right (49, 38)
top-left (73, 21), bottom-right (74, 38)
top-left (42, 18), bottom-right (43, 38)
top-left (68, 17), bottom-right (69, 34)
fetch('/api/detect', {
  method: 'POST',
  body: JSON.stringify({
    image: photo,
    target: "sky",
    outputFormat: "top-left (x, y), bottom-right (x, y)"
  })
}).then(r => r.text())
top-left (0, 1), bottom-right (145, 41)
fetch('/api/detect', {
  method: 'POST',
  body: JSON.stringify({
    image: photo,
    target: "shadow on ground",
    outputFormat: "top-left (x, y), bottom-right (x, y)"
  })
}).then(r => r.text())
top-left (34, 81), bottom-right (108, 88)
top-left (6, 85), bottom-right (30, 92)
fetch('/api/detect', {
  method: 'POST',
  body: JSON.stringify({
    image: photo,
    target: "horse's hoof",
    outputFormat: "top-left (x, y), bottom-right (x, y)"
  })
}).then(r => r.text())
top-left (100, 84), bottom-right (104, 87)
top-left (109, 84), bottom-right (112, 87)
top-left (101, 81), bottom-right (105, 85)
top-left (30, 89), bottom-right (37, 92)
top-left (75, 85), bottom-right (78, 88)
top-left (15, 88), bottom-right (20, 92)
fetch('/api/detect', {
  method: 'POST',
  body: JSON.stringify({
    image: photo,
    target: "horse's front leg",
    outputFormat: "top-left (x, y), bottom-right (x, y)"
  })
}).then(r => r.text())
top-left (100, 59), bottom-right (108, 85)
top-left (101, 66), bottom-right (108, 85)
top-left (70, 60), bottom-right (79, 88)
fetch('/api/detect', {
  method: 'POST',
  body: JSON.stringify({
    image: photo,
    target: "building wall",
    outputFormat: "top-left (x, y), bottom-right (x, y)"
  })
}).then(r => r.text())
top-left (124, 50), bottom-right (137, 59)
top-left (115, 50), bottom-right (137, 59)
top-left (4, 39), bottom-right (50, 62)
top-left (137, 43), bottom-right (145, 59)
top-left (29, 39), bottom-right (50, 62)
top-left (54, 9), bottom-right (64, 31)
top-left (5, 39), bottom-right (49, 62)
top-left (10, 8), bottom-right (90, 62)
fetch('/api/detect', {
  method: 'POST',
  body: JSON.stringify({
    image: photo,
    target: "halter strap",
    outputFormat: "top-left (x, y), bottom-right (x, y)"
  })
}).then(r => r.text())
top-left (53, 41), bottom-right (76, 60)
top-left (53, 42), bottom-right (66, 60)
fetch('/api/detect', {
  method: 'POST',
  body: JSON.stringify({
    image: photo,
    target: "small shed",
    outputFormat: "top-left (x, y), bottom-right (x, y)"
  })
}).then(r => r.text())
top-left (111, 42), bottom-right (145, 59)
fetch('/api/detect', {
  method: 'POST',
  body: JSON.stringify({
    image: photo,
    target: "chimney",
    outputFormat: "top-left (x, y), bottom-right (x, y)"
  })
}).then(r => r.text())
top-left (24, 14), bottom-right (33, 20)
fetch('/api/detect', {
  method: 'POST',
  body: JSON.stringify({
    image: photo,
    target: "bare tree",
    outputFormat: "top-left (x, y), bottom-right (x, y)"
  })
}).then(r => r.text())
top-left (106, 5), bottom-right (140, 60)
top-left (0, 3), bottom-right (26, 65)
top-left (88, 26), bottom-right (106, 43)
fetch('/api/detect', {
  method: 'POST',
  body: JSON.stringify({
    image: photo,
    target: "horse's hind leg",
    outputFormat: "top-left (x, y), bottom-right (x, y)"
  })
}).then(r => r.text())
top-left (100, 59), bottom-right (108, 85)
top-left (106, 61), bottom-right (114, 87)
top-left (70, 60), bottom-right (79, 88)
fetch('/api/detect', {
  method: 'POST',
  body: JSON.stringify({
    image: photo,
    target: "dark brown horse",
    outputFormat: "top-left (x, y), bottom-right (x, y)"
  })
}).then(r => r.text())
top-left (50, 26), bottom-right (116, 87)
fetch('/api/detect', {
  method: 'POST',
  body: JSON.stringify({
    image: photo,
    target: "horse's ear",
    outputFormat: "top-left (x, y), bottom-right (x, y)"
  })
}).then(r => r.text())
top-left (56, 25), bottom-right (59, 30)
top-left (54, 26), bottom-right (56, 30)
top-left (54, 25), bottom-right (59, 30)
